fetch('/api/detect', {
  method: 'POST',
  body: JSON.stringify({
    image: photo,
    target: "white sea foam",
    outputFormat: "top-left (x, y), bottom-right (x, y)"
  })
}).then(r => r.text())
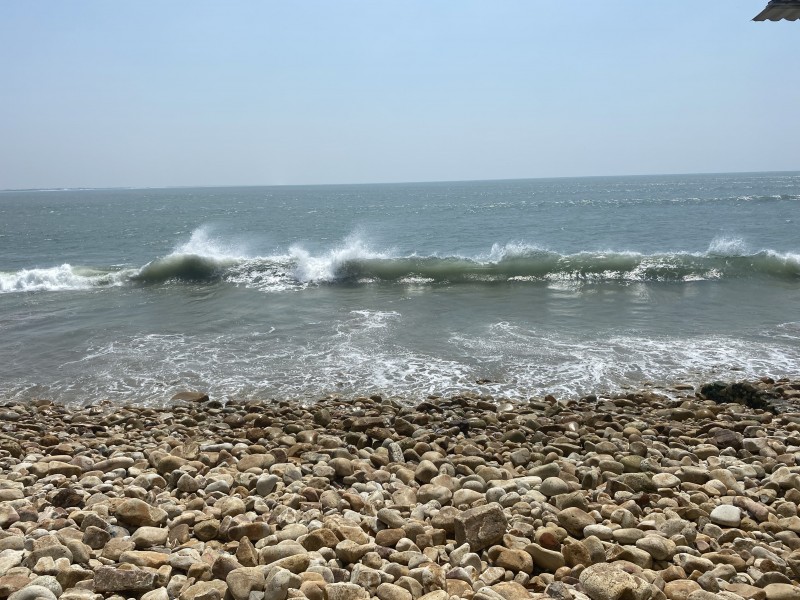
top-left (706, 236), bottom-right (748, 256)
top-left (483, 241), bottom-right (547, 262)
top-left (4, 229), bottom-right (799, 295)
top-left (449, 323), bottom-right (800, 400)
top-left (0, 264), bottom-right (128, 294)
top-left (8, 306), bottom-right (800, 406)
top-left (172, 226), bottom-right (250, 261)
top-left (289, 235), bottom-right (390, 282)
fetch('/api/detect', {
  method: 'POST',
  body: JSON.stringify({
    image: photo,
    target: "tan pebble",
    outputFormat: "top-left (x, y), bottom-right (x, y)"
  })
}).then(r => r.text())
top-left (663, 580), bottom-right (701, 600)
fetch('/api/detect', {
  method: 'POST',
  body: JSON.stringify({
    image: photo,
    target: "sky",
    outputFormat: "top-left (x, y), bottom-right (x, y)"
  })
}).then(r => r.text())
top-left (0, 1), bottom-right (798, 189)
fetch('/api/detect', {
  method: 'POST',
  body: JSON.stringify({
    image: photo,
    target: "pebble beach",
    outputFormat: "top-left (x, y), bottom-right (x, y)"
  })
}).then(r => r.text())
top-left (2, 379), bottom-right (800, 600)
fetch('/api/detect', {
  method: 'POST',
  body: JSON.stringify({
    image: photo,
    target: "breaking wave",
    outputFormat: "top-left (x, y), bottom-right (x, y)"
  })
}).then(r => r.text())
top-left (0, 264), bottom-right (130, 293)
top-left (2, 232), bottom-right (798, 294)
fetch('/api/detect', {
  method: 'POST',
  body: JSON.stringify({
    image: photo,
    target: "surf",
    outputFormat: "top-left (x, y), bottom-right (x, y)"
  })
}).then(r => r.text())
top-left (2, 232), bottom-right (798, 295)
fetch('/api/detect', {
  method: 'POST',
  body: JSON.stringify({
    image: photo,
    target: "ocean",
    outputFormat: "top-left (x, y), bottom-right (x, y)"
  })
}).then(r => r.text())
top-left (1, 172), bottom-right (799, 405)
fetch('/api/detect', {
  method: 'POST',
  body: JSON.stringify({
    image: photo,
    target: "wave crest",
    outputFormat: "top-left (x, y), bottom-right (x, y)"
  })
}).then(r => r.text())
top-left (132, 255), bottom-right (236, 283)
top-left (0, 264), bottom-right (128, 293)
top-left (3, 231), bottom-right (798, 294)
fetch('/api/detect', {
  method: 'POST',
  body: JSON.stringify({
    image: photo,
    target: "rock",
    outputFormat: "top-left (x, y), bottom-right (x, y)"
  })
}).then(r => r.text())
top-left (0, 574), bottom-right (31, 598)
top-left (83, 525), bottom-right (111, 549)
top-left (374, 529), bottom-right (405, 548)
top-left (226, 567), bottom-right (266, 600)
top-left (614, 473), bottom-right (657, 493)
top-left (264, 566), bottom-right (298, 600)
top-left (490, 581), bottom-right (533, 600)
top-left (415, 461), bottom-right (439, 484)
top-left (227, 522), bottom-right (271, 542)
top-left (8, 586), bottom-right (58, 600)
top-left (216, 496), bottom-right (246, 518)
top-left (578, 564), bottom-right (652, 600)
top-left (636, 536), bottom-right (677, 561)
top-left (545, 582), bottom-right (574, 600)
top-left (663, 580), bottom-right (701, 600)
top-left (454, 503), bottom-right (508, 551)
top-left (0, 551), bottom-right (24, 577)
top-left (115, 499), bottom-right (168, 527)
top-left (303, 528), bottom-right (340, 551)
top-left (131, 526), bottom-right (169, 548)
top-left (102, 538), bottom-right (135, 561)
top-left (176, 473), bottom-right (200, 493)
top-left (709, 505), bottom-right (741, 528)
top-left (652, 473), bottom-right (681, 488)
top-left (142, 588), bottom-right (170, 600)
top-left (256, 474), bottom-right (280, 496)
top-left (540, 477), bottom-right (571, 497)
top-left (557, 507), bottom-right (595, 538)
top-left (324, 582), bottom-right (370, 600)
top-left (171, 391), bottom-right (209, 402)
top-left (0, 506), bottom-right (19, 528)
top-left (328, 458), bottom-right (354, 478)
top-left (93, 566), bottom-right (156, 592)
top-left (562, 539), bottom-right (592, 567)
top-left (699, 381), bottom-right (776, 412)
top-left (179, 580), bottom-right (228, 600)
top-left (417, 593), bottom-right (448, 600)
top-left (764, 583), bottom-right (800, 600)
top-left (335, 540), bottom-right (373, 564)
top-left (526, 542), bottom-right (566, 571)
top-left (27, 576), bottom-right (61, 597)
top-left (376, 583), bottom-right (413, 600)
top-left (193, 519), bottom-right (220, 541)
top-left (120, 550), bottom-right (171, 569)
top-left (417, 484), bottom-right (452, 505)
top-left (493, 548), bottom-right (533, 574)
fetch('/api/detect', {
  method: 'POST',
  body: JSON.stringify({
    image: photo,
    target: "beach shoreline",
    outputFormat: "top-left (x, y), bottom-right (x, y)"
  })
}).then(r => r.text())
top-left (1, 377), bottom-right (799, 600)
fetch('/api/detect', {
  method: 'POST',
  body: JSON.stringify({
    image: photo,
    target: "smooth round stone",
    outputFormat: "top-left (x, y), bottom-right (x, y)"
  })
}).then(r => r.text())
top-left (584, 524), bottom-right (614, 541)
top-left (635, 536), bottom-right (677, 561)
top-left (452, 488), bottom-right (484, 506)
top-left (557, 507), bottom-right (595, 537)
top-left (256, 474), bottom-right (279, 496)
top-left (709, 505), bottom-right (742, 528)
top-left (652, 473), bottom-right (681, 488)
top-left (525, 543), bottom-right (565, 571)
top-left (764, 583), bottom-right (800, 600)
top-left (664, 579), bottom-right (701, 599)
top-left (27, 577), bottom-right (62, 597)
top-left (8, 586), bottom-right (58, 600)
top-left (612, 528), bottom-right (645, 545)
top-left (416, 484), bottom-right (452, 505)
top-left (540, 477), bottom-right (571, 497)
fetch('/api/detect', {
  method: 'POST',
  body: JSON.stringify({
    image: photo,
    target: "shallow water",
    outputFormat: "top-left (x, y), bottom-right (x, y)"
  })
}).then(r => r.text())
top-left (1, 173), bottom-right (799, 404)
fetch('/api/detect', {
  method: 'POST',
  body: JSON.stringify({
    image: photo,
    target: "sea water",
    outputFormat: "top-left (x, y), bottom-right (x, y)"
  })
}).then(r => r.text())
top-left (1, 173), bottom-right (799, 405)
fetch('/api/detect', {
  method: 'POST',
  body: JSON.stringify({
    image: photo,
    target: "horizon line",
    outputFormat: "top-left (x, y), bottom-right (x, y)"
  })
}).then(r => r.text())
top-left (1, 168), bottom-right (798, 193)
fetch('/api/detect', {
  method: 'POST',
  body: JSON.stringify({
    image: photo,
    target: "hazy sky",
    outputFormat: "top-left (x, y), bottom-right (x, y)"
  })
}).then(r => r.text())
top-left (1, 2), bottom-right (797, 189)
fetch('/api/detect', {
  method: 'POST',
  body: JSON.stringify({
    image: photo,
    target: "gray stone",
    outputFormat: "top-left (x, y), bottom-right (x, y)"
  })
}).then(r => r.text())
top-left (93, 567), bottom-right (156, 592)
top-left (8, 586), bottom-right (58, 600)
top-left (454, 503), bottom-right (508, 551)
top-left (709, 505), bottom-right (741, 528)
top-left (540, 477), bottom-right (571, 497)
